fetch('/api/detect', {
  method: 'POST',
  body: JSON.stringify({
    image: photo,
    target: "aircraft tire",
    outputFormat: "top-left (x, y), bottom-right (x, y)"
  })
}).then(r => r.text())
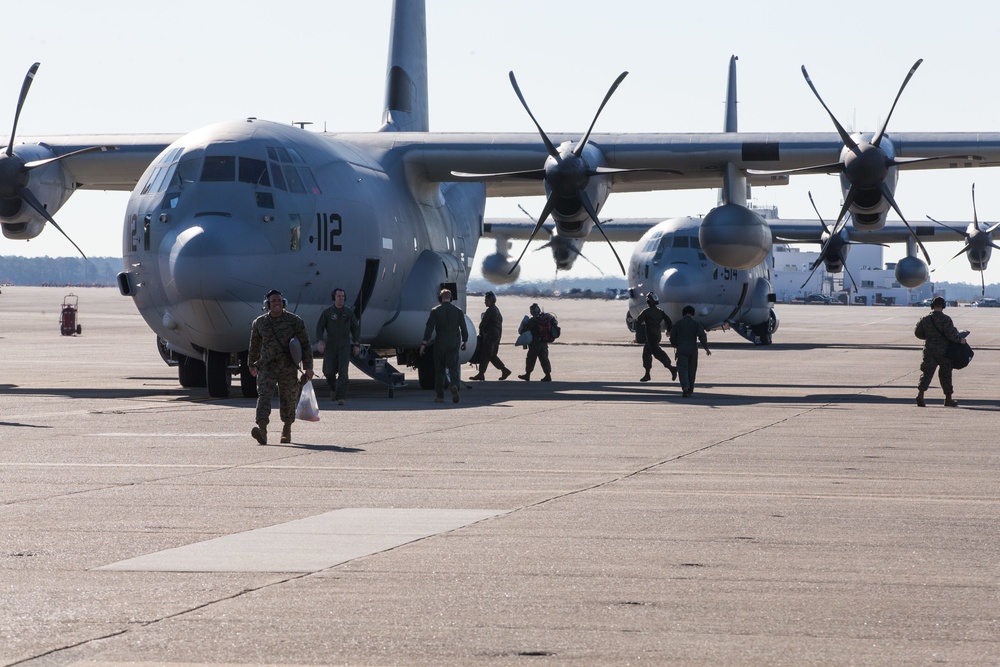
top-left (238, 351), bottom-right (258, 398)
top-left (178, 354), bottom-right (207, 388)
top-left (206, 350), bottom-right (231, 398)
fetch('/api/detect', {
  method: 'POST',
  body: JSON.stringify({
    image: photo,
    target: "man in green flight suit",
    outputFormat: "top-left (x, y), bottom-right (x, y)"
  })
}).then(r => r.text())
top-left (420, 288), bottom-right (469, 403)
top-left (248, 289), bottom-right (314, 444)
top-left (635, 291), bottom-right (677, 383)
top-left (669, 305), bottom-right (711, 398)
top-left (316, 287), bottom-right (360, 406)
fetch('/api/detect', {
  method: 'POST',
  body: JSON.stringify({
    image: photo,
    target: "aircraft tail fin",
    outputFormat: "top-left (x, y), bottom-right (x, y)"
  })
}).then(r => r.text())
top-left (380, 0), bottom-right (429, 133)
top-left (719, 55), bottom-right (748, 207)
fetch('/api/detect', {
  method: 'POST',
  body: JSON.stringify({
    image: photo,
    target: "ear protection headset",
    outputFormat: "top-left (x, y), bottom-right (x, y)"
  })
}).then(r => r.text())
top-left (262, 289), bottom-right (288, 311)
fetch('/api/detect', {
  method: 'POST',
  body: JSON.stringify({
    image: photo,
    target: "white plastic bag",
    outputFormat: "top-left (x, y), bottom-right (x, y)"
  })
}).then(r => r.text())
top-left (296, 381), bottom-right (320, 422)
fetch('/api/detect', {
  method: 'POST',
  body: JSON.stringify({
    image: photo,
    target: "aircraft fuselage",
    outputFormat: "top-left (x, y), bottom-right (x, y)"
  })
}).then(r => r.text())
top-left (628, 216), bottom-right (776, 344)
top-left (120, 119), bottom-right (482, 377)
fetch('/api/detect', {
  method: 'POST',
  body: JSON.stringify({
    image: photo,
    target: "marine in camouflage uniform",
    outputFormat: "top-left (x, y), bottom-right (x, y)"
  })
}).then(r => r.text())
top-left (420, 289), bottom-right (469, 403)
top-left (914, 296), bottom-right (966, 407)
top-left (470, 291), bottom-right (510, 381)
top-left (635, 292), bottom-right (677, 383)
top-left (316, 288), bottom-right (360, 404)
top-left (248, 290), bottom-right (314, 443)
top-left (670, 305), bottom-right (711, 398)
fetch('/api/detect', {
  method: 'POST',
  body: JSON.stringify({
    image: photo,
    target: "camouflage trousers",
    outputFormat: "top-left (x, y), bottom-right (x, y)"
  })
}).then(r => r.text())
top-left (255, 364), bottom-right (301, 426)
top-left (918, 349), bottom-right (954, 395)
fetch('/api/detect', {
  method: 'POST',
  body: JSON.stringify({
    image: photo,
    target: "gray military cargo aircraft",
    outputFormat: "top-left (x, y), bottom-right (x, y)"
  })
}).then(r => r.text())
top-left (2, 1), bottom-right (1000, 396)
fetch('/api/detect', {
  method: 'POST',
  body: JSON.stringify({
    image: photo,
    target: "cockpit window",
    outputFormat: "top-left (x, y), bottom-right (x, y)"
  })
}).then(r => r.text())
top-left (201, 156), bottom-right (236, 182)
top-left (239, 157), bottom-right (270, 186)
top-left (175, 157), bottom-right (201, 185)
top-left (270, 162), bottom-right (287, 191)
top-left (283, 166), bottom-right (306, 194)
top-left (139, 146), bottom-right (186, 195)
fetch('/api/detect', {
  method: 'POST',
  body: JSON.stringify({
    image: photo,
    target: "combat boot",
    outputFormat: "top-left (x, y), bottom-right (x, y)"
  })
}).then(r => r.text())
top-left (499, 368), bottom-right (511, 381)
top-left (518, 373), bottom-right (530, 381)
top-left (640, 372), bottom-right (651, 382)
top-left (916, 390), bottom-right (925, 407)
top-left (470, 372), bottom-right (485, 381)
top-left (280, 422), bottom-right (292, 443)
top-left (944, 395), bottom-right (959, 408)
top-left (540, 374), bottom-right (552, 382)
top-left (251, 422), bottom-right (267, 445)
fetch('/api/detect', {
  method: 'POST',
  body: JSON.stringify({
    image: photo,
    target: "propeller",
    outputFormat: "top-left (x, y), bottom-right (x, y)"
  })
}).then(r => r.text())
top-left (518, 204), bottom-right (604, 274)
top-left (751, 60), bottom-right (951, 265)
top-left (452, 71), bottom-right (680, 276)
top-left (799, 191), bottom-right (863, 291)
top-left (0, 63), bottom-right (117, 258)
top-left (927, 183), bottom-right (1000, 296)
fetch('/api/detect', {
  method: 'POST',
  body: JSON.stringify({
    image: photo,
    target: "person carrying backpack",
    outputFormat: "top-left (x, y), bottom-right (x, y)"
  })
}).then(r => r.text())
top-left (518, 302), bottom-right (555, 382)
top-left (914, 296), bottom-right (969, 408)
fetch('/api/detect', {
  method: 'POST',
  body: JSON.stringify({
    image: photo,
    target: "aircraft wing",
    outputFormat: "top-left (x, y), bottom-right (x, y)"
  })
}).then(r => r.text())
top-left (12, 128), bottom-right (997, 197)
top-left (352, 130), bottom-right (998, 198)
top-left (14, 134), bottom-right (179, 190)
top-left (484, 218), bottom-right (662, 243)
top-left (768, 219), bottom-right (966, 245)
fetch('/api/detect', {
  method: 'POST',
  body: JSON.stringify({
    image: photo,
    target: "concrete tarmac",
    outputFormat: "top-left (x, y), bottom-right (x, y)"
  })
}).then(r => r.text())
top-left (1, 287), bottom-right (998, 666)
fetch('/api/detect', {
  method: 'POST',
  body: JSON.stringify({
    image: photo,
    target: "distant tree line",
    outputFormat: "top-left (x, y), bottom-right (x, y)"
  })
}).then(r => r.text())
top-left (0, 256), bottom-right (121, 286)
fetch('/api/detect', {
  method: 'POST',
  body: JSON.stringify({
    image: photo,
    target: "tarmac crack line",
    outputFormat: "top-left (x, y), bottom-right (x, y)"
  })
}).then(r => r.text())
top-left (496, 400), bottom-right (840, 512)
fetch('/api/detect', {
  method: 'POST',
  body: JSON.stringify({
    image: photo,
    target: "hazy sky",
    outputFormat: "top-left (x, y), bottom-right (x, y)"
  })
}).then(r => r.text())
top-left (3, 0), bottom-right (999, 287)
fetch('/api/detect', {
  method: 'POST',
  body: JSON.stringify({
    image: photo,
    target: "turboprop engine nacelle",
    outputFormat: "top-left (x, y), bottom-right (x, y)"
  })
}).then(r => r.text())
top-left (699, 203), bottom-right (772, 269)
top-left (544, 142), bottom-right (611, 239)
top-left (480, 236), bottom-right (521, 285)
top-left (0, 145), bottom-right (74, 241)
top-left (894, 255), bottom-right (929, 288)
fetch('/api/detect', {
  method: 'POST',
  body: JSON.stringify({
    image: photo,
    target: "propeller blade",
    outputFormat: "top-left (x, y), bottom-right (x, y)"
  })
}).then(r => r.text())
top-left (508, 195), bottom-right (558, 274)
top-left (842, 260), bottom-right (859, 293)
top-left (879, 181), bottom-right (931, 264)
top-left (971, 182), bottom-right (979, 228)
top-left (887, 155), bottom-right (977, 170)
top-left (807, 191), bottom-right (831, 236)
top-left (799, 260), bottom-right (823, 289)
top-left (7, 63), bottom-right (39, 157)
top-left (16, 184), bottom-right (86, 258)
top-left (801, 65), bottom-right (860, 156)
top-left (832, 186), bottom-right (858, 231)
top-left (925, 215), bottom-right (968, 237)
top-left (872, 59), bottom-right (922, 147)
top-left (590, 166), bottom-right (683, 176)
top-left (508, 71), bottom-right (561, 161)
top-left (451, 168), bottom-right (546, 181)
top-left (23, 145), bottom-right (117, 171)
top-left (574, 71), bottom-right (628, 157)
top-left (980, 265), bottom-right (986, 297)
top-left (578, 191), bottom-right (625, 275)
top-left (984, 221), bottom-right (1000, 235)
top-left (747, 162), bottom-right (846, 178)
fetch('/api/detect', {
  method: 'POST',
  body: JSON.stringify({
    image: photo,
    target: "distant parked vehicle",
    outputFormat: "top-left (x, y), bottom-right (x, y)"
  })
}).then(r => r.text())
top-left (803, 293), bottom-right (834, 304)
top-left (973, 297), bottom-right (1000, 308)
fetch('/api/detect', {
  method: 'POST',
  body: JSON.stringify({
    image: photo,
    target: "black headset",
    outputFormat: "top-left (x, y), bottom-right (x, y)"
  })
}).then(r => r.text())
top-left (262, 289), bottom-right (288, 311)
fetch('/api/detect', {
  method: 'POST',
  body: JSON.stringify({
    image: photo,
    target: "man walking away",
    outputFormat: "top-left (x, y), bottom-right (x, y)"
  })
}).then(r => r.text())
top-left (670, 305), bottom-right (711, 398)
top-left (420, 289), bottom-right (469, 403)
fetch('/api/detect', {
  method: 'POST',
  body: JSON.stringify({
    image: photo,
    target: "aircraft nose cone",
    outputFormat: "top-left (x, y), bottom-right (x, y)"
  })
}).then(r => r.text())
top-left (162, 218), bottom-right (273, 303)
